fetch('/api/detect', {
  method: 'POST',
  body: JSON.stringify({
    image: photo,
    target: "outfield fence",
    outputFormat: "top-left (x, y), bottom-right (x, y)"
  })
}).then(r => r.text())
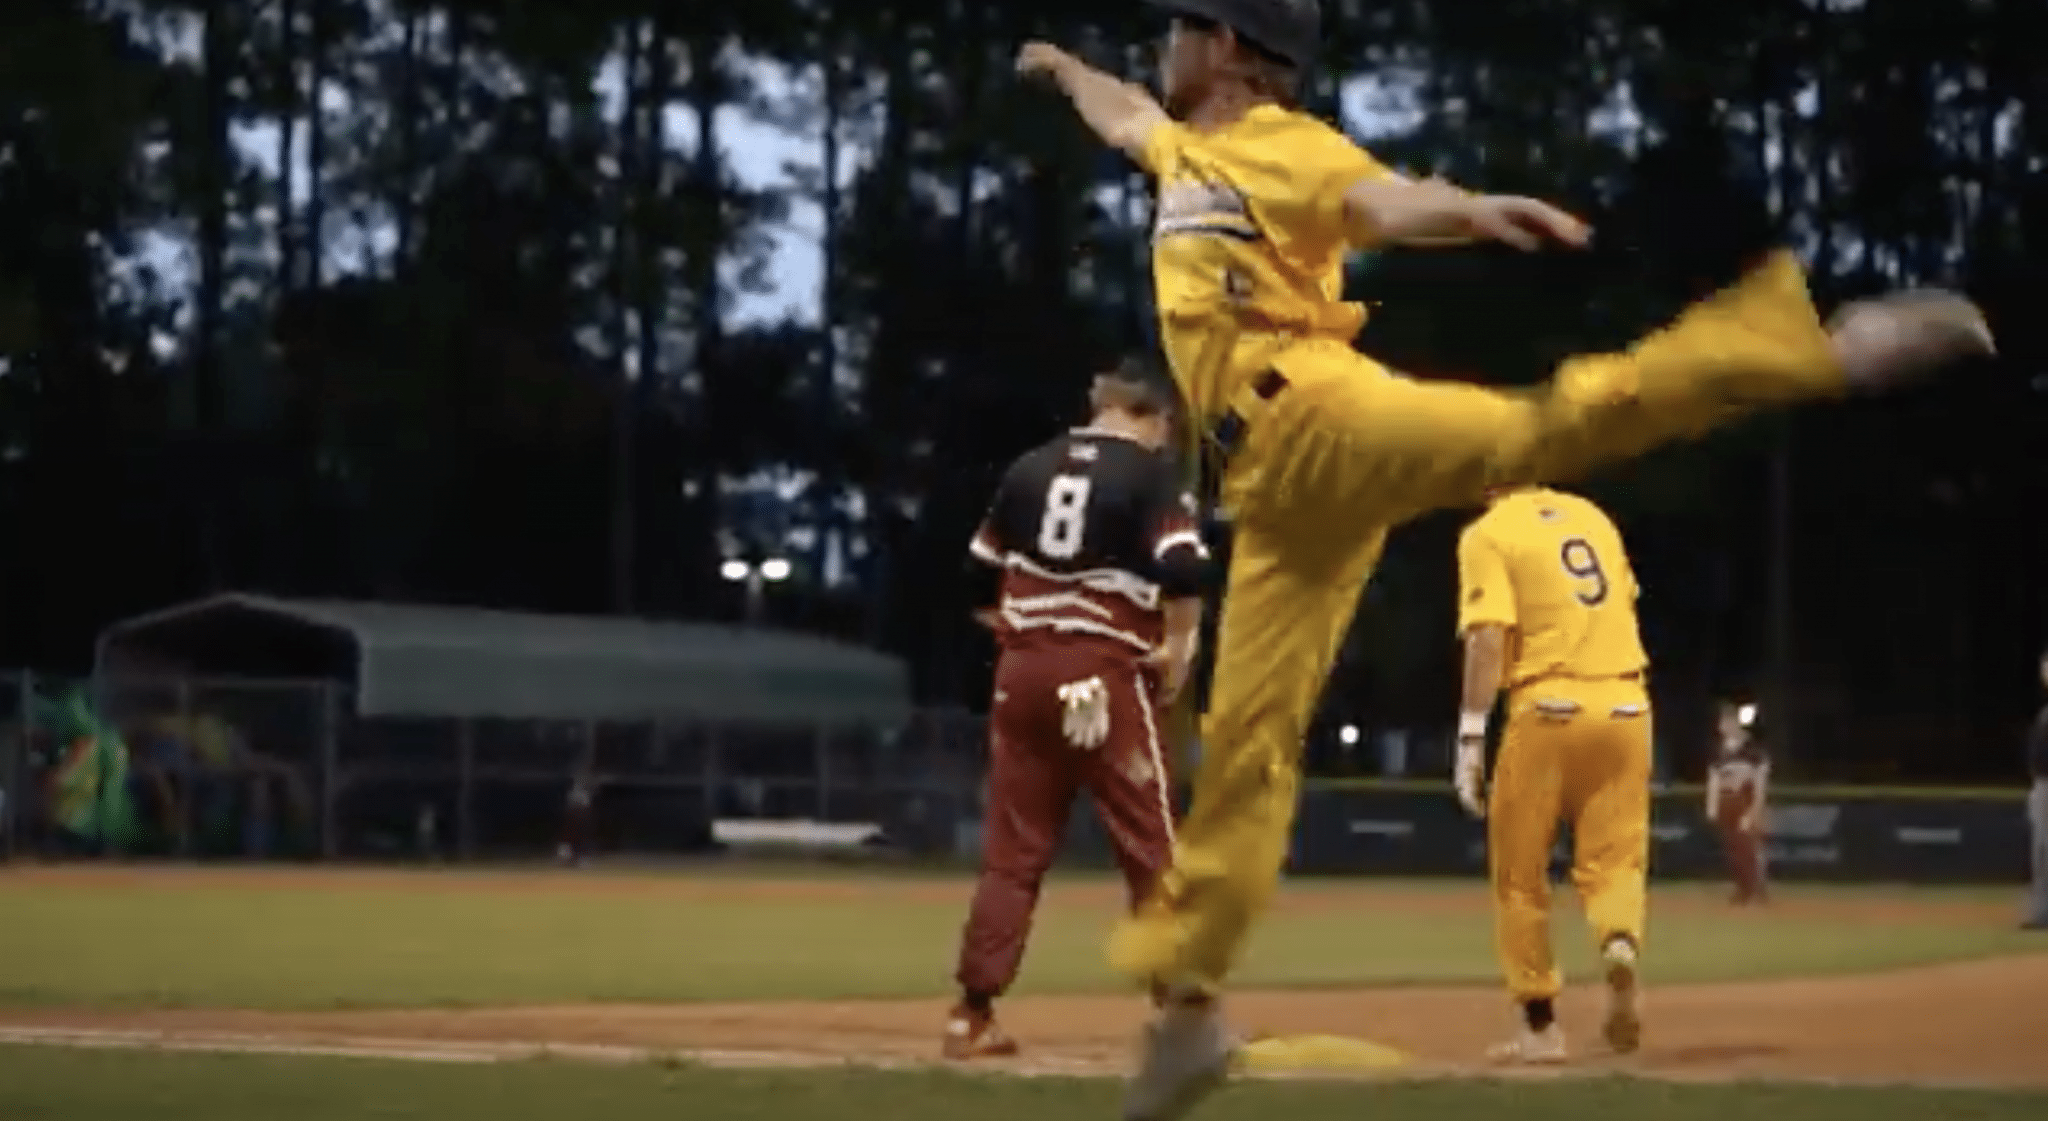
top-left (0, 669), bottom-right (2030, 884)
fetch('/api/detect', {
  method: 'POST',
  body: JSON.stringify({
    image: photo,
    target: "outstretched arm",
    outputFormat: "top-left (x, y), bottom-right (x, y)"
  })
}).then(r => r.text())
top-left (1343, 173), bottom-right (1592, 252)
top-left (1016, 42), bottom-right (1168, 160)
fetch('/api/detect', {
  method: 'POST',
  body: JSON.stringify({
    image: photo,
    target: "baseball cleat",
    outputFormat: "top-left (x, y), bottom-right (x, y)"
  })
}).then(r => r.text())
top-left (1486, 1023), bottom-right (1568, 1065)
top-left (1121, 1002), bottom-right (1239, 1121)
top-left (941, 1005), bottom-right (1019, 1060)
top-left (1601, 936), bottom-right (1643, 1054)
top-left (1827, 289), bottom-right (1995, 391)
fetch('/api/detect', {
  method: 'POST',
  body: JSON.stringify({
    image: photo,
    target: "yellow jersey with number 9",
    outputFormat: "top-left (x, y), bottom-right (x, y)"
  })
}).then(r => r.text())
top-left (1139, 104), bottom-right (1392, 424)
top-left (1456, 487), bottom-right (1649, 687)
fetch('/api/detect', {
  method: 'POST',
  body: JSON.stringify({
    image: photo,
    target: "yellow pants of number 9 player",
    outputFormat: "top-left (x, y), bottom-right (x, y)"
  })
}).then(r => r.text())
top-left (1110, 251), bottom-right (1840, 994)
top-left (1490, 680), bottom-right (1652, 1001)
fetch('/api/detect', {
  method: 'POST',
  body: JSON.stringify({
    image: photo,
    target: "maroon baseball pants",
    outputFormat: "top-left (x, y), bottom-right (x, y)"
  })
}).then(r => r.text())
top-left (954, 645), bottom-right (1176, 1000)
top-left (1715, 806), bottom-right (1768, 903)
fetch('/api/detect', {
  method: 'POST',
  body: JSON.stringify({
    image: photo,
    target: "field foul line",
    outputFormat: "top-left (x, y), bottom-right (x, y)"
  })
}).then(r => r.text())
top-left (0, 1026), bottom-right (1109, 1077)
top-left (0, 1026), bottom-right (2028, 1093)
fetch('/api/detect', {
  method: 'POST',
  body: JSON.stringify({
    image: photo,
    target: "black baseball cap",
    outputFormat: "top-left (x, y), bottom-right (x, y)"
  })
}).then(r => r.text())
top-left (1145, 0), bottom-right (1320, 70)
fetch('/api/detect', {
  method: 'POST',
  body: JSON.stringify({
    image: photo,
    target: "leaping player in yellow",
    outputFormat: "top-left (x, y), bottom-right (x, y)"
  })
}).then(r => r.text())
top-left (1455, 486), bottom-right (1650, 1064)
top-left (1015, 1), bottom-right (1993, 1116)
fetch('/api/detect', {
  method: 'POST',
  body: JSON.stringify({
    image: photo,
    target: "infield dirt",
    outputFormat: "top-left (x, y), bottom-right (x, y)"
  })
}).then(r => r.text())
top-left (4, 867), bottom-right (2044, 1087)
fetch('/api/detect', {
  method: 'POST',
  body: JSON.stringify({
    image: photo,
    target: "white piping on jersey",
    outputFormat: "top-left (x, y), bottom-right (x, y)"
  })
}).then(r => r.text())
top-left (1152, 216), bottom-right (1260, 241)
top-left (998, 604), bottom-right (1156, 654)
top-left (1132, 669), bottom-right (1176, 845)
top-left (990, 549), bottom-right (1165, 611)
top-left (1068, 426), bottom-right (1145, 444)
top-left (1154, 529), bottom-right (1206, 559)
top-left (1004, 591), bottom-right (1113, 619)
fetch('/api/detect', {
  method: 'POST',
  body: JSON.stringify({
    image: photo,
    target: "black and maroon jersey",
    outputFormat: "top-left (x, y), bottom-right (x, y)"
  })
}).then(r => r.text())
top-left (1709, 740), bottom-right (1770, 816)
top-left (968, 428), bottom-right (1210, 656)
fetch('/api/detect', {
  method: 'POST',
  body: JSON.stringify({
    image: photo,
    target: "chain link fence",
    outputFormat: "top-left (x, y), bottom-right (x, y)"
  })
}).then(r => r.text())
top-left (0, 669), bottom-right (991, 864)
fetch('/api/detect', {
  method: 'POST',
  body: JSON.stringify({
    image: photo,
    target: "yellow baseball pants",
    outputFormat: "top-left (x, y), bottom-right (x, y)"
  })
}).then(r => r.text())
top-left (1489, 679), bottom-right (1653, 1001)
top-left (1110, 250), bottom-right (1841, 993)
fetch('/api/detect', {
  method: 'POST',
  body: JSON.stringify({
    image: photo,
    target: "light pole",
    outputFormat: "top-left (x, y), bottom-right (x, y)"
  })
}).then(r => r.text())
top-left (721, 556), bottom-right (792, 624)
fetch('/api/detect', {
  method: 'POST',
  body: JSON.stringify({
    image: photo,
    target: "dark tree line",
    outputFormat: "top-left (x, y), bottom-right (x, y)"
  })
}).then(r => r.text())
top-left (0, 0), bottom-right (2041, 778)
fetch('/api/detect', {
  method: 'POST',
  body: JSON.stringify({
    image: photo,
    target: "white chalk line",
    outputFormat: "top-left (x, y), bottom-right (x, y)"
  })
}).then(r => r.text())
top-left (0, 1025), bottom-right (2032, 1093)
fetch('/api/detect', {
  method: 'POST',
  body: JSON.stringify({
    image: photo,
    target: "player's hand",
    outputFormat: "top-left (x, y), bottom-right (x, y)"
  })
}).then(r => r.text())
top-left (1016, 41), bottom-right (1076, 83)
top-left (1454, 736), bottom-right (1487, 818)
top-left (1463, 195), bottom-right (1591, 251)
top-left (1144, 642), bottom-right (1195, 704)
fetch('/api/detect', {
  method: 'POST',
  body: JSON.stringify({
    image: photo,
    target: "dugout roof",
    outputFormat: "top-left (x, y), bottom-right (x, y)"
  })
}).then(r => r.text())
top-left (94, 592), bottom-right (909, 724)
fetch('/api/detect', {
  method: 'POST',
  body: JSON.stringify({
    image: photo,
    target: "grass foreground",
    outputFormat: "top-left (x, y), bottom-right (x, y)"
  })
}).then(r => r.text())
top-left (1, 1046), bottom-right (2045, 1121)
top-left (0, 870), bottom-right (2032, 1008)
top-left (0, 866), bottom-right (2041, 1120)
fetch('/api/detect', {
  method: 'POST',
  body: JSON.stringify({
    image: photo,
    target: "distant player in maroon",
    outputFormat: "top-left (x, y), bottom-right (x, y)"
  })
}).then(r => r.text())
top-left (944, 361), bottom-right (1210, 1060)
top-left (1706, 702), bottom-right (1771, 905)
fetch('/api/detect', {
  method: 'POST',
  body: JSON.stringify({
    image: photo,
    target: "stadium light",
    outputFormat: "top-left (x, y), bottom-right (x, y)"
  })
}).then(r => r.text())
top-left (721, 555), bottom-right (793, 623)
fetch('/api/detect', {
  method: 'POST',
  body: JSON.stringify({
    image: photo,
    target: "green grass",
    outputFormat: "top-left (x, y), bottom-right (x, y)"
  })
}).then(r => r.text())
top-left (0, 1046), bottom-right (2042, 1121)
top-left (0, 870), bottom-right (2033, 1009)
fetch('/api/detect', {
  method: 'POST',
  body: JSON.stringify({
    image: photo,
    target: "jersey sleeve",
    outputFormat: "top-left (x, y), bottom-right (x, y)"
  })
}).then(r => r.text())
top-left (967, 461), bottom-right (1020, 566)
top-left (1456, 524), bottom-right (1517, 634)
top-left (964, 467), bottom-right (1016, 611)
top-left (1141, 459), bottom-right (1211, 598)
top-left (1138, 120), bottom-right (1194, 178)
top-left (1237, 118), bottom-right (1394, 239)
top-left (1297, 134), bottom-right (1394, 238)
top-left (1150, 113), bottom-right (1391, 242)
top-left (968, 511), bottom-right (1002, 566)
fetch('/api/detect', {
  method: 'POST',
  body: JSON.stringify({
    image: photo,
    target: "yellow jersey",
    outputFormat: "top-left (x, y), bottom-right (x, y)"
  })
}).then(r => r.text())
top-left (1139, 105), bottom-right (1392, 424)
top-left (1457, 487), bottom-right (1648, 687)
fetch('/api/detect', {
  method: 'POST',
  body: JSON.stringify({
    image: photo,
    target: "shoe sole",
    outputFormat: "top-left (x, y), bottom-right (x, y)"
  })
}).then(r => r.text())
top-left (1603, 960), bottom-right (1642, 1054)
top-left (941, 1021), bottom-right (1019, 1061)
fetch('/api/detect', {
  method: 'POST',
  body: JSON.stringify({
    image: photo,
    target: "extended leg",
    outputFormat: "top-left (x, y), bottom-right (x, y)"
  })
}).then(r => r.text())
top-left (1111, 522), bottom-right (1383, 1121)
top-left (1252, 251), bottom-right (1992, 529)
top-left (1110, 521), bottom-right (1384, 995)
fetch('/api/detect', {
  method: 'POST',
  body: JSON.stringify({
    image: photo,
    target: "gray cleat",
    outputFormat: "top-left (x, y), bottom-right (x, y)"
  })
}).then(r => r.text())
top-left (1827, 289), bottom-right (1995, 391)
top-left (1121, 1005), bottom-right (1240, 1121)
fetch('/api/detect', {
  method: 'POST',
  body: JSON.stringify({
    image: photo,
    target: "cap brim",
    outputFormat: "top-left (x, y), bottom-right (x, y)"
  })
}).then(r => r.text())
top-left (1142, 0), bottom-right (1232, 24)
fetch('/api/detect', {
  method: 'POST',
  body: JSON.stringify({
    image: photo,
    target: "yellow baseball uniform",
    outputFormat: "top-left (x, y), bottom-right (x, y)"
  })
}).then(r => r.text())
top-left (1108, 102), bottom-right (1843, 995)
top-left (1459, 487), bottom-right (1651, 1003)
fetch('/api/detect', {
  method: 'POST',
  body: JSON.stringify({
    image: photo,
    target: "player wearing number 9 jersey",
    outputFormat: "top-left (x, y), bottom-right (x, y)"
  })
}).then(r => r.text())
top-left (1455, 485), bottom-right (1650, 1065)
top-left (944, 361), bottom-right (1212, 1061)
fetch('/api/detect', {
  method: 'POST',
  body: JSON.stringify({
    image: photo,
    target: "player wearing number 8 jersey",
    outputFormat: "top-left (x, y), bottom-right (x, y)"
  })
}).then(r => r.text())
top-left (1455, 486), bottom-right (1650, 1064)
top-left (944, 361), bottom-right (1211, 1061)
